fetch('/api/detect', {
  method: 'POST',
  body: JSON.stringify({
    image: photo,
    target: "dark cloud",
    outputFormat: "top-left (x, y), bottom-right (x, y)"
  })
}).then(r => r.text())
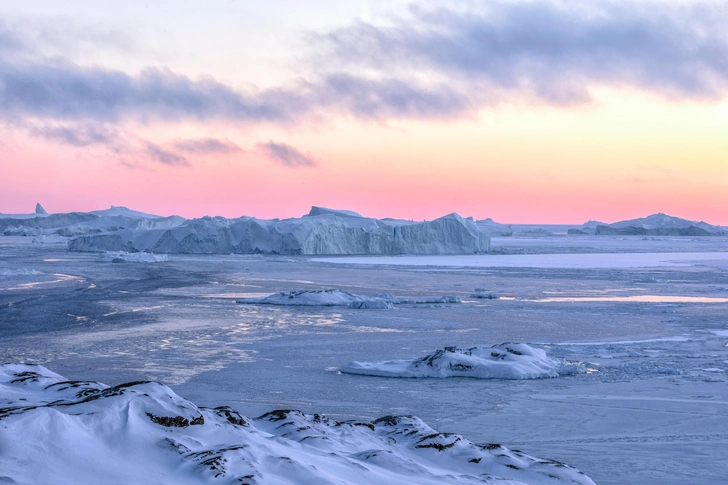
top-left (0, 62), bottom-right (303, 123)
top-left (258, 141), bottom-right (317, 167)
top-left (319, 1), bottom-right (728, 104)
top-left (173, 137), bottom-right (242, 154)
top-left (144, 142), bottom-right (189, 167)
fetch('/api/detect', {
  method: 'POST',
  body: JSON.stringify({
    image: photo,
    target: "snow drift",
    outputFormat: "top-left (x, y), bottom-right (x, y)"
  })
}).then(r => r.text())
top-left (68, 207), bottom-right (490, 255)
top-left (0, 364), bottom-right (594, 485)
top-left (341, 344), bottom-right (586, 379)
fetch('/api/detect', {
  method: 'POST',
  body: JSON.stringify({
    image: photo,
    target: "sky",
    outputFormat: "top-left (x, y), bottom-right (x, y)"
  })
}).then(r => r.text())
top-left (1, 0), bottom-right (728, 223)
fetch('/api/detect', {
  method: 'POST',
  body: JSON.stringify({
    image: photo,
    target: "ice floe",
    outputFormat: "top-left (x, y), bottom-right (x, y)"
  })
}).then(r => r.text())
top-left (0, 364), bottom-right (595, 485)
top-left (99, 251), bottom-right (169, 263)
top-left (341, 344), bottom-right (586, 379)
top-left (237, 290), bottom-right (461, 307)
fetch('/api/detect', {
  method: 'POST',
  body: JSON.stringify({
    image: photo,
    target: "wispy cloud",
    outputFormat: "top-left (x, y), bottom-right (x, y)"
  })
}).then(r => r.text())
top-left (257, 141), bottom-right (317, 167)
top-left (173, 137), bottom-right (242, 154)
top-left (144, 142), bottom-right (189, 167)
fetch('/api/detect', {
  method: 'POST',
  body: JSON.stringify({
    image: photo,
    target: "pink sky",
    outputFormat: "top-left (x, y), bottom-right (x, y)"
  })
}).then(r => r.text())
top-left (2, 2), bottom-right (728, 225)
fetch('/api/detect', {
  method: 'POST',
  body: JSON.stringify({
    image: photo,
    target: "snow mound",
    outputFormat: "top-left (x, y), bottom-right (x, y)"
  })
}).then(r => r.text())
top-left (341, 344), bottom-right (586, 379)
top-left (99, 251), bottom-right (169, 263)
top-left (68, 208), bottom-right (490, 255)
top-left (0, 364), bottom-right (595, 485)
top-left (237, 290), bottom-right (461, 307)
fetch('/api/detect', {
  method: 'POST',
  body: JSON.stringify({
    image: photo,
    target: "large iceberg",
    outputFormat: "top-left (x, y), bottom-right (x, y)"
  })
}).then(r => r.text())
top-left (0, 364), bottom-right (595, 485)
top-left (68, 207), bottom-right (490, 255)
top-left (341, 344), bottom-right (586, 379)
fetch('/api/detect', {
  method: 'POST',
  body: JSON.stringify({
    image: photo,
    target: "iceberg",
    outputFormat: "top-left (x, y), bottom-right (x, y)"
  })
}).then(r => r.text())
top-left (341, 344), bottom-right (586, 379)
top-left (68, 207), bottom-right (490, 255)
top-left (572, 213), bottom-right (726, 236)
top-left (0, 364), bottom-right (595, 485)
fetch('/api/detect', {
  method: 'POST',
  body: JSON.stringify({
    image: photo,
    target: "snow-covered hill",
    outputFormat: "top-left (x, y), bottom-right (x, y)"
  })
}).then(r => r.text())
top-left (0, 364), bottom-right (595, 485)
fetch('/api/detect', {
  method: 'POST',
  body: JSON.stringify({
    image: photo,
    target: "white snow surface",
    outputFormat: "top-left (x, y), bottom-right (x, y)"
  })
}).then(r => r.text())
top-left (68, 207), bottom-right (490, 255)
top-left (99, 251), bottom-right (169, 262)
top-left (237, 290), bottom-right (460, 307)
top-left (341, 344), bottom-right (586, 379)
top-left (0, 364), bottom-right (595, 485)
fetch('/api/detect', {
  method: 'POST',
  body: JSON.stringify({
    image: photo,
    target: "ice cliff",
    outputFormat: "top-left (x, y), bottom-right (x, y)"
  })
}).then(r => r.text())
top-left (68, 206), bottom-right (491, 255)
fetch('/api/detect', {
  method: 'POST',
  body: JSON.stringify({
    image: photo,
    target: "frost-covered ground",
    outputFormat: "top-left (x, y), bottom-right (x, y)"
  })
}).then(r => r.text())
top-left (1, 235), bottom-right (728, 484)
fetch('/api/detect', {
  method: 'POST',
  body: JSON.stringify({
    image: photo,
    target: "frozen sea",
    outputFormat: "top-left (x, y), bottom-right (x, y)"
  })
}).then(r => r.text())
top-left (1, 235), bottom-right (728, 484)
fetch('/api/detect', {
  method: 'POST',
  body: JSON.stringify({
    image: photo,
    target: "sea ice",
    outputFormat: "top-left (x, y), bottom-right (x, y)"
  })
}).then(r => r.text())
top-left (99, 251), bottom-right (169, 263)
top-left (236, 290), bottom-right (461, 307)
top-left (0, 268), bottom-right (42, 276)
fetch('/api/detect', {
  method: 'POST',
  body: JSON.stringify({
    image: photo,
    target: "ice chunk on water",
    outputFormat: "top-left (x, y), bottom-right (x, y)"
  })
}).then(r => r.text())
top-left (99, 251), bottom-right (168, 263)
top-left (342, 344), bottom-right (586, 379)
